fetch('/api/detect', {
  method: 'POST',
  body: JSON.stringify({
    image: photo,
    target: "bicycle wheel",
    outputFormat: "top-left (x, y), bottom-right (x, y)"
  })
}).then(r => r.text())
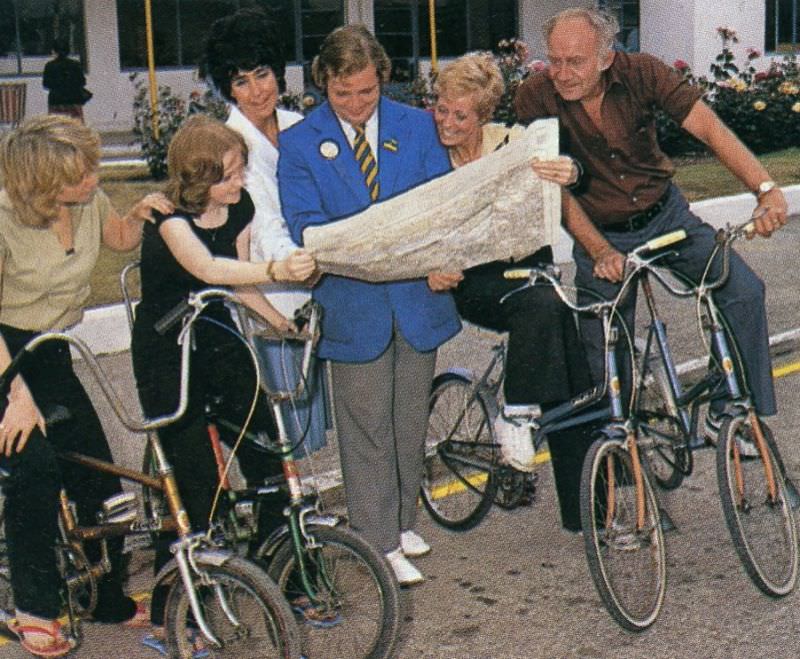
top-left (421, 372), bottom-right (498, 530)
top-left (164, 555), bottom-right (301, 658)
top-left (716, 416), bottom-right (798, 597)
top-left (635, 348), bottom-right (690, 490)
top-left (265, 524), bottom-right (400, 659)
top-left (580, 436), bottom-right (666, 632)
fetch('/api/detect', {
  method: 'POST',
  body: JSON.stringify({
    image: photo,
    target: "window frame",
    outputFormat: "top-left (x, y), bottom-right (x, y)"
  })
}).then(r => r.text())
top-left (115, 0), bottom-right (344, 72)
top-left (765, 0), bottom-right (799, 54)
top-left (0, 0), bottom-right (87, 77)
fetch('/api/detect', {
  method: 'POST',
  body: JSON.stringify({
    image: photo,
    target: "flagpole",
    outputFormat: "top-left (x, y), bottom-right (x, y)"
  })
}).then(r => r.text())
top-left (428, 0), bottom-right (438, 73)
top-left (144, 0), bottom-right (159, 139)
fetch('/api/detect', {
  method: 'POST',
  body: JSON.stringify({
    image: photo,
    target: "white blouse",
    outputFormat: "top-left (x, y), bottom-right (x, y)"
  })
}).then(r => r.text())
top-left (226, 105), bottom-right (306, 316)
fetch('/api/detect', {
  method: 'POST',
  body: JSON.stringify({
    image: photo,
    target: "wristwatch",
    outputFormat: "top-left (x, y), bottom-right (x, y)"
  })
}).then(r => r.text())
top-left (755, 180), bottom-right (777, 198)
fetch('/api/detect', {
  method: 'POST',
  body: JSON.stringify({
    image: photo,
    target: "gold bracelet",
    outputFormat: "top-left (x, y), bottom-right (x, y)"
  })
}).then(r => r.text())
top-left (266, 260), bottom-right (277, 282)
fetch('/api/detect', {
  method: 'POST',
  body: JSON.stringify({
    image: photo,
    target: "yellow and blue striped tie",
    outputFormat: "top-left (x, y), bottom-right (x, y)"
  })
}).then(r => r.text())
top-left (353, 124), bottom-right (379, 202)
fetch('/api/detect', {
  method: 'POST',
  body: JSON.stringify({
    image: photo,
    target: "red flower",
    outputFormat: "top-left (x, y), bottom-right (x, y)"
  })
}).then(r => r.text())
top-left (673, 59), bottom-right (689, 71)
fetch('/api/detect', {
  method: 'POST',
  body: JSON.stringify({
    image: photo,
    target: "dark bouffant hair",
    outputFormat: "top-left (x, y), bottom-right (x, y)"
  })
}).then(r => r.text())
top-left (201, 8), bottom-right (287, 101)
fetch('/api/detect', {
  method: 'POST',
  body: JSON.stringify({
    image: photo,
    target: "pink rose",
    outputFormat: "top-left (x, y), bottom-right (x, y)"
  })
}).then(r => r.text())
top-left (673, 59), bottom-right (689, 71)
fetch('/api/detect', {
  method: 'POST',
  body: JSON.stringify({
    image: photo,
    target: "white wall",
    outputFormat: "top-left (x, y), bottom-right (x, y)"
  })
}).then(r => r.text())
top-left (641, 0), bottom-right (774, 76)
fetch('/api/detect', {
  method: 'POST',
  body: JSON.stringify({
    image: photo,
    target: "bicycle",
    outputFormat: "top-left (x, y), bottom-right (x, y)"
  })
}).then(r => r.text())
top-left (0, 288), bottom-right (301, 658)
top-left (632, 218), bottom-right (799, 598)
top-left (423, 230), bottom-right (689, 631)
top-left (140, 287), bottom-right (402, 659)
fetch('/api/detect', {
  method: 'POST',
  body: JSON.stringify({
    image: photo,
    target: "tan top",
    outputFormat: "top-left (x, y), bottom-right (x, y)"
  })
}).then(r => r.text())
top-left (0, 188), bottom-right (112, 331)
top-left (514, 51), bottom-right (703, 225)
top-left (480, 122), bottom-right (525, 157)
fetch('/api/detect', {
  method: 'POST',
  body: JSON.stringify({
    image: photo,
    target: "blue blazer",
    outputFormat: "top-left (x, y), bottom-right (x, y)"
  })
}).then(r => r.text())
top-left (278, 97), bottom-right (461, 362)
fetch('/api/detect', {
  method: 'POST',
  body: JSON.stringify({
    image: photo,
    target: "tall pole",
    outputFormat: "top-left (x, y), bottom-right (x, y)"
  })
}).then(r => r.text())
top-left (428, 0), bottom-right (438, 73)
top-left (144, 0), bottom-right (159, 139)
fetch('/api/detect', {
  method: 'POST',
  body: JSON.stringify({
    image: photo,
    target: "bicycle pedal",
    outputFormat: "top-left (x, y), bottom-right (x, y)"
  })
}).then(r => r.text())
top-left (98, 492), bottom-right (138, 525)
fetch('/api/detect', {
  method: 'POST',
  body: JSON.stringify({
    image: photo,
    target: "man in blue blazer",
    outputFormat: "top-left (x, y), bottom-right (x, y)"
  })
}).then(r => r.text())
top-left (278, 25), bottom-right (461, 585)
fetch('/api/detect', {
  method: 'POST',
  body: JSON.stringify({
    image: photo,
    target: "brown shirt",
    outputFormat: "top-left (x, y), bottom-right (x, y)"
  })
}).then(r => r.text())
top-left (514, 51), bottom-right (703, 225)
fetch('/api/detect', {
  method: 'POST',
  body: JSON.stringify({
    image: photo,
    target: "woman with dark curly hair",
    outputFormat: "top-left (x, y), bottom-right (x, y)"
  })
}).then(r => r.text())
top-left (202, 8), bottom-right (329, 456)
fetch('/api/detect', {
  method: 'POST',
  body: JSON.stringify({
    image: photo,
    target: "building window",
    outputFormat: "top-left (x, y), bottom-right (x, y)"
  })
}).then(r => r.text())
top-left (0, 0), bottom-right (86, 75)
top-left (374, 0), bottom-right (517, 81)
top-left (599, 0), bottom-right (639, 52)
top-left (116, 0), bottom-right (343, 70)
top-left (766, 0), bottom-right (799, 53)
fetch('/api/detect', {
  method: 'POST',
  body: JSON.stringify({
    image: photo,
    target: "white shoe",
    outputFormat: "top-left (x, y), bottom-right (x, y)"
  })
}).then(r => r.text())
top-left (401, 530), bottom-right (431, 557)
top-left (495, 414), bottom-right (536, 472)
top-left (385, 548), bottom-right (424, 585)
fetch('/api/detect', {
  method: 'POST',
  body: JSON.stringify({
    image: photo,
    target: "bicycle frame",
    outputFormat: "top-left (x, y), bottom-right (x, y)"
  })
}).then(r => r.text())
top-left (633, 219), bottom-right (781, 503)
top-left (1, 288), bottom-right (270, 648)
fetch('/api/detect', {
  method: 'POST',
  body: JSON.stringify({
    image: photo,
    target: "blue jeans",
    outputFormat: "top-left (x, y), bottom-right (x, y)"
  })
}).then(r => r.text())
top-left (572, 184), bottom-right (776, 416)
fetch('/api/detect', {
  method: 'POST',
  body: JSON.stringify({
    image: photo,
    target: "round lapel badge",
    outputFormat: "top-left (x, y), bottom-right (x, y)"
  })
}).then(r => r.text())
top-left (319, 140), bottom-right (339, 160)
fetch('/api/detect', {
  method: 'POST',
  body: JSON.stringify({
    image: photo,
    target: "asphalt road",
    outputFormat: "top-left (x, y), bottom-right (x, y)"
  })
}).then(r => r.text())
top-left (3, 217), bottom-right (800, 658)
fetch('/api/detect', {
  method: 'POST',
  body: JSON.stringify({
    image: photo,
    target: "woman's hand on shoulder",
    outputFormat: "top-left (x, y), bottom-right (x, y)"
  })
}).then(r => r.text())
top-left (130, 192), bottom-right (174, 224)
top-left (1, 382), bottom-right (45, 456)
top-left (530, 156), bottom-right (579, 187)
top-left (274, 249), bottom-right (317, 282)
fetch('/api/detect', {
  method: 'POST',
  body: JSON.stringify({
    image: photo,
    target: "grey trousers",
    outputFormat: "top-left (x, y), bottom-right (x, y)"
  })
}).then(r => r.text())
top-left (572, 184), bottom-right (776, 416)
top-left (331, 330), bottom-right (436, 553)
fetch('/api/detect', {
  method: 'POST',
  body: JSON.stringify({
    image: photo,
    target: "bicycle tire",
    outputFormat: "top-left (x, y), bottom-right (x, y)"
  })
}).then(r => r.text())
top-left (264, 524), bottom-right (401, 659)
top-left (716, 416), bottom-right (798, 597)
top-left (164, 555), bottom-right (301, 658)
top-left (580, 436), bottom-right (666, 632)
top-left (421, 372), bottom-right (498, 531)
top-left (635, 347), bottom-right (690, 490)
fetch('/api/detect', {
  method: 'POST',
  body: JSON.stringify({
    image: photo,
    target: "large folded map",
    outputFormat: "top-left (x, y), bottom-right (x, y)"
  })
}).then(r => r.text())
top-left (303, 118), bottom-right (560, 282)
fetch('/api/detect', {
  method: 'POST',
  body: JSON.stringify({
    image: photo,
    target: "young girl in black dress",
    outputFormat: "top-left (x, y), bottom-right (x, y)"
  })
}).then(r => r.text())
top-left (130, 115), bottom-right (315, 650)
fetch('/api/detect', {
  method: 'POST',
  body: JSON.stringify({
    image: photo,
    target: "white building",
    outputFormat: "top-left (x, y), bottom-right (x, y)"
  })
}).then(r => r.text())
top-left (0, 1), bottom-right (796, 132)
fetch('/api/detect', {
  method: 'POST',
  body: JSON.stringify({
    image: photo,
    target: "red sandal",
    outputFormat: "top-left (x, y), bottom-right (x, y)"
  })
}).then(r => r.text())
top-left (7, 617), bottom-right (76, 658)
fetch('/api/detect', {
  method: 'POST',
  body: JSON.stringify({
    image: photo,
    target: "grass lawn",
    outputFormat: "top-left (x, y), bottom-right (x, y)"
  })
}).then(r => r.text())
top-left (92, 148), bottom-right (800, 308)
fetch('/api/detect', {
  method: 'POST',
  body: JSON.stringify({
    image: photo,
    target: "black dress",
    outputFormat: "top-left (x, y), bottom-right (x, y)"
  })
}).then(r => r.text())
top-left (131, 190), bottom-right (286, 622)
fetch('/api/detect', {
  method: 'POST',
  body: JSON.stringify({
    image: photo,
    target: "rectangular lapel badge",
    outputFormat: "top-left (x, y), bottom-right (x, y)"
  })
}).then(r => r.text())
top-left (382, 138), bottom-right (399, 152)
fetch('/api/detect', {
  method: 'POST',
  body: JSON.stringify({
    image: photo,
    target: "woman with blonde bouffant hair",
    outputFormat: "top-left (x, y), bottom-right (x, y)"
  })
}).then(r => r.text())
top-left (0, 114), bottom-right (172, 656)
top-left (430, 53), bottom-right (595, 534)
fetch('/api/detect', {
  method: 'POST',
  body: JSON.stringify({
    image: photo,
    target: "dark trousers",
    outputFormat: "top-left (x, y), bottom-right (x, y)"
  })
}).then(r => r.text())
top-left (132, 317), bottom-right (286, 624)
top-left (453, 248), bottom-right (592, 405)
top-left (572, 184), bottom-right (776, 416)
top-left (452, 249), bottom-right (595, 530)
top-left (0, 324), bottom-right (134, 621)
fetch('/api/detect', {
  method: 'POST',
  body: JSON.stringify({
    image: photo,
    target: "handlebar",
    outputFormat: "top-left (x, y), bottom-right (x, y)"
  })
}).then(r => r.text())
top-left (503, 228), bottom-right (689, 315)
top-left (0, 288), bottom-right (322, 433)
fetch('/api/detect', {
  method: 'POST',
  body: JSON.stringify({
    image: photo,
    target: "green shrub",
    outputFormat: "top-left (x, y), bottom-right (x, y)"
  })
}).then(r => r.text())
top-left (660, 27), bottom-right (800, 156)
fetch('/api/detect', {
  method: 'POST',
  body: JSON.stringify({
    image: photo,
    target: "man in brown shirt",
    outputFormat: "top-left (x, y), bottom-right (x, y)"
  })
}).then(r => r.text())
top-left (515, 7), bottom-right (788, 440)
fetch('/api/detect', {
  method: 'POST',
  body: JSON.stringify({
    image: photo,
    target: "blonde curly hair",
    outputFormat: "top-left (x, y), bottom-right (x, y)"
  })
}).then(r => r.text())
top-left (433, 53), bottom-right (505, 123)
top-left (0, 115), bottom-right (100, 228)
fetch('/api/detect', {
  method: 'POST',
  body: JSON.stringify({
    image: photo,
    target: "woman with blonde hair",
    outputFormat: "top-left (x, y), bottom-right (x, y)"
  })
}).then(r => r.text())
top-left (429, 53), bottom-right (594, 533)
top-left (130, 115), bottom-right (316, 649)
top-left (0, 114), bottom-right (171, 657)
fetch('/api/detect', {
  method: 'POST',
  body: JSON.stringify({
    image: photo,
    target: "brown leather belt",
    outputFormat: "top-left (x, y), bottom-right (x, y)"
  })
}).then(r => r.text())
top-left (602, 189), bottom-right (671, 233)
